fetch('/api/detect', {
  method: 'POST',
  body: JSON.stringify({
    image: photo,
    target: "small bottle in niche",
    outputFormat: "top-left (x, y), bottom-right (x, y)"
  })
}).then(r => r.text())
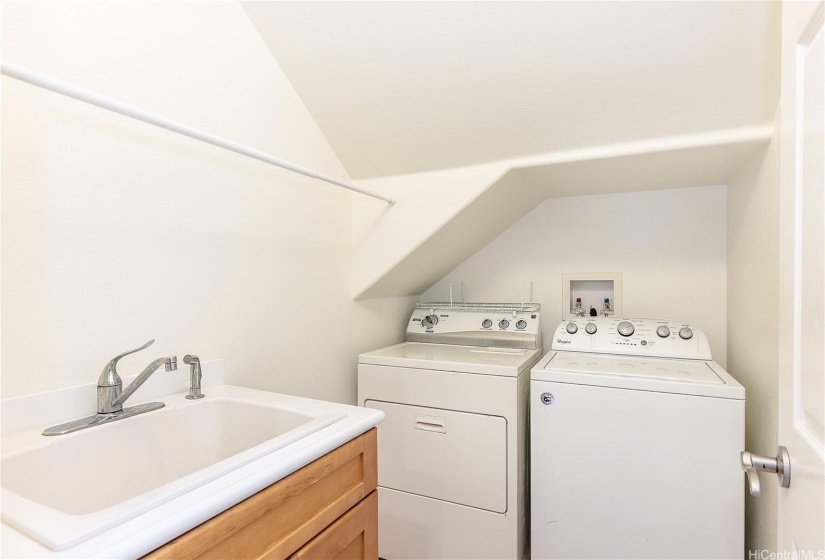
top-left (590, 306), bottom-right (597, 317)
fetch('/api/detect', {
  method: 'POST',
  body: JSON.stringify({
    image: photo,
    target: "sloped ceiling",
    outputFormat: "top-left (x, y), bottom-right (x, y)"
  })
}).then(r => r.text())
top-left (243, 1), bottom-right (779, 179)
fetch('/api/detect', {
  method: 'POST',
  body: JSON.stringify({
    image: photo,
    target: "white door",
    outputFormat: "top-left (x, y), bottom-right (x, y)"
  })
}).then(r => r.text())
top-left (777, 0), bottom-right (825, 553)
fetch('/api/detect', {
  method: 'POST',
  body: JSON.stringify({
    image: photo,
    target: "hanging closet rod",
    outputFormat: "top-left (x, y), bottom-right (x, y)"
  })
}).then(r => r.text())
top-left (0, 61), bottom-right (395, 205)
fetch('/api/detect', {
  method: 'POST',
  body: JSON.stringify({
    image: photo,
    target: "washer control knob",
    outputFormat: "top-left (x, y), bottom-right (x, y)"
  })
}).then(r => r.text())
top-left (656, 325), bottom-right (671, 338)
top-left (482, 319), bottom-right (493, 329)
top-left (566, 322), bottom-right (578, 334)
top-left (585, 322), bottom-right (597, 334)
top-left (421, 315), bottom-right (439, 328)
top-left (499, 319), bottom-right (510, 329)
top-left (516, 319), bottom-right (528, 330)
top-left (617, 321), bottom-right (635, 337)
top-left (679, 327), bottom-right (694, 340)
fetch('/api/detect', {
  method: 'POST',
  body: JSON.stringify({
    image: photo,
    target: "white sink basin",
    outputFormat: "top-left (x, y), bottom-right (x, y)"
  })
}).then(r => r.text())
top-left (1, 388), bottom-right (347, 551)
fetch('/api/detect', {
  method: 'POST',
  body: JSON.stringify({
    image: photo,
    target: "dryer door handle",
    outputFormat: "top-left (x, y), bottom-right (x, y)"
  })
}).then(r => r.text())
top-left (415, 416), bottom-right (447, 434)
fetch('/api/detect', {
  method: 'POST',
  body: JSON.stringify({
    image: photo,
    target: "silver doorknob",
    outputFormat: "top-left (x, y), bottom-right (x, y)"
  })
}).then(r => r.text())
top-left (740, 446), bottom-right (791, 497)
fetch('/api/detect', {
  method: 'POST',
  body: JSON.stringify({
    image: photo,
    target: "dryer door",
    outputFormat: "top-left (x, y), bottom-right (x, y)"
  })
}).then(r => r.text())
top-left (365, 400), bottom-right (507, 513)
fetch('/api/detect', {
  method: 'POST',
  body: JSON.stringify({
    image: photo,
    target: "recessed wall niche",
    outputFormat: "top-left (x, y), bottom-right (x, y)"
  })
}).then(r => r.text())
top-left (562, 273), bottom-right (622, 319)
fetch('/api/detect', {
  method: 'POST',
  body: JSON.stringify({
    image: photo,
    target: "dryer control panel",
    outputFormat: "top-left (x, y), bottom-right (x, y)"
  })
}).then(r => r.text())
top-left (407, 304), bottom-right (541, 350)
top-left (551, 317), bottom-right (711, 360)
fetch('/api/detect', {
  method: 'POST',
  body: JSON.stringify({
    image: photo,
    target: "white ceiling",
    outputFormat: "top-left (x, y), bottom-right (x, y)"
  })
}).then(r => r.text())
top-left (243, 1), bottom-right (780, 179)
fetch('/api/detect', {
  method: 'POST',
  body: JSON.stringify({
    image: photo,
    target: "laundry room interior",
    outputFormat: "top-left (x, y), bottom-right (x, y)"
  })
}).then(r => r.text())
top-left (1, 1), bottom-right (822, 560)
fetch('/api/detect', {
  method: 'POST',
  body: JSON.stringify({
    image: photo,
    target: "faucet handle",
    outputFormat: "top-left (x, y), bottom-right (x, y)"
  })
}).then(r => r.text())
top-left (111, 340), bottom-right (155, 364)
top-left (98, 339), bottom-right (155, 386)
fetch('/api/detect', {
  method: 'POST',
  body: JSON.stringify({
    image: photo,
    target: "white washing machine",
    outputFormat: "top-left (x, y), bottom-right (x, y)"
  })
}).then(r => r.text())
top-left (358, 303), bottom-right (543, 560)
top-left (531, 317), bottom-right (745, 559)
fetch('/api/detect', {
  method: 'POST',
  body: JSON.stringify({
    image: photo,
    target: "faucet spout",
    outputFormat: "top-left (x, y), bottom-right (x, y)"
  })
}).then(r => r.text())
top-left (111, 356), bottom-right (177, 409)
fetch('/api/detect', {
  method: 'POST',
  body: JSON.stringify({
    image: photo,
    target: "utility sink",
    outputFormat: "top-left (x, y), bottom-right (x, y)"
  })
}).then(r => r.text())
top-left (0, 387), bottom-right (347, 552)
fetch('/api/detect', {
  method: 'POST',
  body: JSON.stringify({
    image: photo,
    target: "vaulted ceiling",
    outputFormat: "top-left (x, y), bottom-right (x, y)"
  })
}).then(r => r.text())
top-left (243, 1), bottom-right (780, 179)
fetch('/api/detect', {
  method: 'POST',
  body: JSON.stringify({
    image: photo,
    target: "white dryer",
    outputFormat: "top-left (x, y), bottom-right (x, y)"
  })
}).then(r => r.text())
top-left (531, 317), bottom-right (745, 559)
top-left (358, 303), bottom-right (543, 560)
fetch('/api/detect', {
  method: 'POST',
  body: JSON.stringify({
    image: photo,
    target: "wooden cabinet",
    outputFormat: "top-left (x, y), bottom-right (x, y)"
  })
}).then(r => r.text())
top-left (144, 429), bottom-right (377, 560)
top-left (289, 491), bottom-right (377, 560)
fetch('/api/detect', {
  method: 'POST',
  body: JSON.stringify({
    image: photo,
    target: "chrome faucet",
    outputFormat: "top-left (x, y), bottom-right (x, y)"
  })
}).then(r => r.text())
top-left (184, 354), bottom-right (204, 399)
top-left (43, 340), bottom-right (177, 436)
top-left (98, 340), bottom-right (177, 413)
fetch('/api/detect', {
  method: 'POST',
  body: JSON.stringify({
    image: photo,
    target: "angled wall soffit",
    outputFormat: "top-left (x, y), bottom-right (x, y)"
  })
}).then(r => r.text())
top-left (353, 126), bottom-right (773, 300)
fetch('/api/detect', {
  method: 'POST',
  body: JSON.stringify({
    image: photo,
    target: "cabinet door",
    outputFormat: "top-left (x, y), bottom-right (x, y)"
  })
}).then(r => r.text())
top-left (289, 491), bottom-right (378, 560)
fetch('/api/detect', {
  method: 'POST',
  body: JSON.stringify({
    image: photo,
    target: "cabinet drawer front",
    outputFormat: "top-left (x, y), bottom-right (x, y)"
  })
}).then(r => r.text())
top-left (144, 429), bottom-right (377, 560)
top-left (289, 491), bottom-right (377, 560)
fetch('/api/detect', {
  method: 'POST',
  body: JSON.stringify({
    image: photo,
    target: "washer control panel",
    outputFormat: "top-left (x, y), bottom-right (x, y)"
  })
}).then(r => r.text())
top-left (551, 317), bottom-right (711, 360)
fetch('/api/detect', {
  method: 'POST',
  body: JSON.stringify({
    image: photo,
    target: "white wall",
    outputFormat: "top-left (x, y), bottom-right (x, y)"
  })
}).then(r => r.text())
top-left (727, 121), bottom-right (780, 552)
top-left (1, 1), bottom-right (415, 402)
top-left (423, 186), bottom-right (728, 366)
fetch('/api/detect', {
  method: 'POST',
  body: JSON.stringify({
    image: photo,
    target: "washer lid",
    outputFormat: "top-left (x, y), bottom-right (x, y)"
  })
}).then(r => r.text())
top-left (359, 342), bottom-right (542, 377)
top-left (532, 351), bottom-right (745, 399)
